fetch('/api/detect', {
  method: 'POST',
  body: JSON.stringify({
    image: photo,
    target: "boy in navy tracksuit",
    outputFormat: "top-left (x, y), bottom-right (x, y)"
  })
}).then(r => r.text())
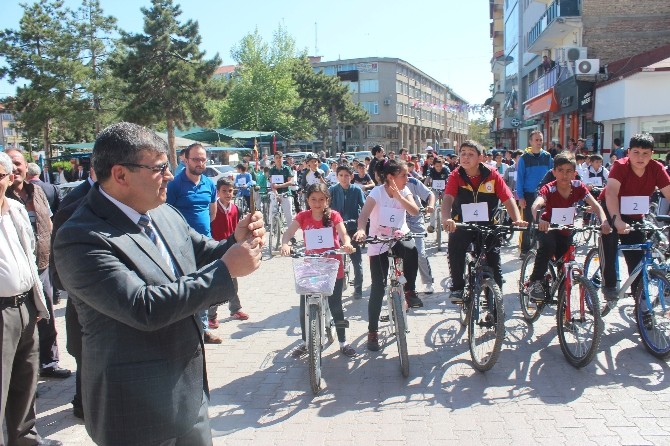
top-left (516, 130), bottom-right (553, 254)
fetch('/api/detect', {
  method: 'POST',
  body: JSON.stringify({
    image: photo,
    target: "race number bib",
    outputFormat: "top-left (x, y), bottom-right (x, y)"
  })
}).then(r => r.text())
top-left (379, 206), bottom-right (404, 228)
top-left (236, 178), bottom-right (246, 187)
top-left (510, 172), bottom-right (517, 181)
top-left (586, 177), bottom-right (603, 187)
top-left (271, 175), bottom-right (284, 184)
top-left (432, 180), bottom-right (446, 191)
top-left (462, 202), bottom-right (489, 222)
top-left (621, 196), bottom-right (649, 215)
top-left (304, 228), bottom-right (335, 250)
top-left (550, 207), bottom-right (575, 225)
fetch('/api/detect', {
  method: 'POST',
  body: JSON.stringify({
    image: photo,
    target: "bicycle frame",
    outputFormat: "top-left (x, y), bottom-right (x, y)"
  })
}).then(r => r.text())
top-left (612, 241), bottom-right (664, 308)
top-left (304, 292), bottom-right (332, 350)
top-left (385, 252), bottom-right (408, 331)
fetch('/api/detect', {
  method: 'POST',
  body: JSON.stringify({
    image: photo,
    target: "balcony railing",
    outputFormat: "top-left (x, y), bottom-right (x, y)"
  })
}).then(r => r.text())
top-left (527, 65), bottom-right (561, 99)
top-left (527, 0), bottom-right (581, 49)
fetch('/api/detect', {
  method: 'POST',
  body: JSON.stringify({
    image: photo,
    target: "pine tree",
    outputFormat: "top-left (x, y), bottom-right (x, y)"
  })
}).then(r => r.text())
top-left (111, 0), bottom-right (223, 166)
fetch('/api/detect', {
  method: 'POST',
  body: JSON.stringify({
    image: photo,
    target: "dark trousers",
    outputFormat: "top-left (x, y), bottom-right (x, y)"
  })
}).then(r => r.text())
top-left (299, 278), bottom-right (346, 342)
top-left (346, 229), bottom-right (364, 293)
top-left (530, 231), bottom-right (573, 281)
top-left (520, 192), bottom-right (537, 252)
top-left (1, 294), bottom-right (41, 446)
top-left (448, 228), bottom-right (503, 291)
top-left (601, 203), bottom-right (645, 289)
top-left (368, 240), bottom-right (418, 332)
top-left (37, 269), bottom-right (59, 368)
top-left (157, 391), bottom-right (212, 446)
top-left (65, 296), bottom-right (83, 411)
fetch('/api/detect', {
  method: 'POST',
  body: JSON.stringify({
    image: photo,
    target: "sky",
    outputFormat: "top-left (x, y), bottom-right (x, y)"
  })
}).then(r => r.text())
top-left (0, 0), bottom-right (494, 106)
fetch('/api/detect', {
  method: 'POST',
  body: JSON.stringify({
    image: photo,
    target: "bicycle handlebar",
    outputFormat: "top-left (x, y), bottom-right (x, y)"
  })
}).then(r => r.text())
top-left (364, 232), bottom-right (427, 244)
top-left (454, 223), bottom-right (525, 233)
top-left (290, 248), bottom-right (348, 258)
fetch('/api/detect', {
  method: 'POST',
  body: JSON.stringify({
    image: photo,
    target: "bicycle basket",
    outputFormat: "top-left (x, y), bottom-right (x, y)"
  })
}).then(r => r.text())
top-left (292, 257), bottom-right (340, 295)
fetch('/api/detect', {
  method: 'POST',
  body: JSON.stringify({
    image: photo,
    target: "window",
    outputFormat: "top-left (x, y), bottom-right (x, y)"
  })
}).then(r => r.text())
top-left (324, 66), bottom-right (336, 76)
top-left (396, 103), bottom-right (403, 115)
top-left (338, 63), bottom-right (356, 71)
top-left (1, 113), bottom-right (13, 121)
top-left (612, 123), bottom-right (625, 148)
top-left (396, 81), bottom-right (402, 94)
top-left (3, 127), bottom-right (14, 136)
top-left (361, 102), bottom-right (379, 115)
top-left (360, 79), bottom-right (379, 93)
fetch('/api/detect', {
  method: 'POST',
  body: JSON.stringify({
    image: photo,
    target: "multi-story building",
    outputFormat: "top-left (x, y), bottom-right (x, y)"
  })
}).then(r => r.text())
top-left (0, 106), bottom-right (23, 151)
top-left (489, 0), bottom-right (670, 152)
top-left (311, 57), bottom-right (469, 154)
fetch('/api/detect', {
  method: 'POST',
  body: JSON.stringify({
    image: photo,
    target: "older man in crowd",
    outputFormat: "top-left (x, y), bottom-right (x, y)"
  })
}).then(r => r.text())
top-left (54, 122), bottom-right (264, 446)
top-left (0, 151), bottom-right (62, 445)
top-left (5, 149), bottom-right (71, 380)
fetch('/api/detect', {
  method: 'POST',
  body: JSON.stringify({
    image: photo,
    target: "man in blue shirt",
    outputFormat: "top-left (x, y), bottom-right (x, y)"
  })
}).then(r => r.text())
top-left (329, 165), bottom-right (366, 299)
top-left (516, 130), bottom-right (553, 254)
top-left (167, 143), bottom-right (221, 343)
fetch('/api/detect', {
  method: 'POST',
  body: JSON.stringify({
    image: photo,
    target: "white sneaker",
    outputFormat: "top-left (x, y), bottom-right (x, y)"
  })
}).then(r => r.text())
top-left (425, 283), bottom-right (434, 294)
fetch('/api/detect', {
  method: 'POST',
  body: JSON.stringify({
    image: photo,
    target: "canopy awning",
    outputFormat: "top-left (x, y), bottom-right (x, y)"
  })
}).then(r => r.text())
top-left (175, 127), bottom-right (276, 143)
top-left (523, 88), bottom-right (558, 120)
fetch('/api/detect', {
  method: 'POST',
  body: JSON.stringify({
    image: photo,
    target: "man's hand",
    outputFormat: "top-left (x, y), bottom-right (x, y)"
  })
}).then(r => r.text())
top-left (235, 211), bottom-right (265, 245)
top-left (600, 220), bottom-right (612, 235)
top-left (221, 237), bottom-right (262, 278)
top-left (443, 218), bottom-right (456, 233)
top-left (425, 205), bottom-right (434, 215)
top-left (614, 218), bottom-right (629, 234)
top-left (518, 198), bottom-right (526, 209)
top-left (538, 219), bottom-right (550, 232)
top-left (280, 243), bottom-right (291, 256)
top-left (342, 243), bottom-right (355, 254)
top-left (353, 229), bottom-right (366, 243)
top-left (513, 220), bottom-right (529, 228)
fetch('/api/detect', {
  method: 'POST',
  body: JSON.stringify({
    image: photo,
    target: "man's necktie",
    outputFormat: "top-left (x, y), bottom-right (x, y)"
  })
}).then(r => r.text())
top-left (138, 214), bottom-right (176, 274)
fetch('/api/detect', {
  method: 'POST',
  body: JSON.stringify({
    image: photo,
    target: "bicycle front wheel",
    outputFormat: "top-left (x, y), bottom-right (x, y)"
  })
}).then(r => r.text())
top-left (557, 276), bottom-right (603, 368)
top-left (468, 277), bottom-right (504, 372)
top-left (343, 254), bottom-right (351, 292)
top-left (267, 213), bottom-right (275, 258)
top-left (635, 270), bottom-right (670, 359)
top-left (273, 214), bottom-right (283, 252)
top-left (518, 249), bottom-right (543, 323)
top-left (390, 289), bottom-right (410, 377)
top-left (308, 303), bottom-right (323, 394)
top-left (436, 209), bottom-right (443, 252)
top-left (583, 247), bottom-right (609, 317)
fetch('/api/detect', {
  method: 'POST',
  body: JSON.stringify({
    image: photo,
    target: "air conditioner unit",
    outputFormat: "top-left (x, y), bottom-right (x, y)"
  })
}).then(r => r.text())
top-left (383, 98), bottom-right (391, 105)
top-left (557, 46), bottom-right (587, 63)
top-left (576, 59), bottom-right (600, 75)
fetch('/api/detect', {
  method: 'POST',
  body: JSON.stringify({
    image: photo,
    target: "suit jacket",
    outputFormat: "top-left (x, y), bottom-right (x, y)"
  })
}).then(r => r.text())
top-left (30, 179), bottom-right (60, 214)
top-left (39, 169), bottom-right (53, 184)
top-left (74, 169), bottom-right (89, 181)
top-left (53, 185), bottom-right (236, 446)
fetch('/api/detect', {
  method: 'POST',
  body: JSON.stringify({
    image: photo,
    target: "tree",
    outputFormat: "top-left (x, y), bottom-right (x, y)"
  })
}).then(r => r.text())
top-left (0, 0), bottom-right (85, 156)
top-left (468, 117), bottom-right (494, 148)
top-left (219, 27), bottom-right (311, 142)
top-left (292, 57), bottom-right (368, 154)
top-left (110, 0), bottom-right (223, 166)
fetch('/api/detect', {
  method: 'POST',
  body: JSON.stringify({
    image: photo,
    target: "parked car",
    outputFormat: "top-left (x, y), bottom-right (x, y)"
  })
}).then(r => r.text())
top-left (203, 164), bottom-right (236, 184)
top-left (285, 151), bottom-right (315, 164)
top-left (58, 180), bottom-right (84, 200)
top-left (344, 150), bottom-right (372, 161)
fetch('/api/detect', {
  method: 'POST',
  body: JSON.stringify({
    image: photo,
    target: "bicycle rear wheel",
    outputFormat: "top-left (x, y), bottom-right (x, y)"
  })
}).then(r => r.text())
top-left (308, 303), bottom-right (323, 394)
top-left (267, 213), bottom-right (275, 258)
top-left (635, 270), bottom-right (670, 359)
top-left (468, 277), bottom-right (504, 372)
top-left (518, 249), bottom-right (544, 323)
top-left (390, 289), bottom-right (410, 377)
top-left (557, 276), bottom-right (603, 368)
top-left (583, 247), bottom-right (609, 317)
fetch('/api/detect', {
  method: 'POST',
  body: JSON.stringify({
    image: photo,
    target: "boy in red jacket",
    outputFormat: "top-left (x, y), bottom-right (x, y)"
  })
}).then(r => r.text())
top-left (209, 178), bottom-right (249, 325)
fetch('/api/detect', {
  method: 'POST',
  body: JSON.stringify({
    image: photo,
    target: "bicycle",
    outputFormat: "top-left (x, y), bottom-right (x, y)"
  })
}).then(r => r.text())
top-left (582, 218), bottom-right (670, 359)
top-left (364, 232), bottom-right (426, 377)
top-left (492, 204), bottom-right (514, 244)
top-left (431, 187), bottom-right (445, 252)
top-left (291, 249), bottom-right (349, 394)
top-left (518, 225), bottom-right (603, 368)
top-left (454, 223), bottom-right (522, 371)
top-left (267, 191), bottom-right (291, 258)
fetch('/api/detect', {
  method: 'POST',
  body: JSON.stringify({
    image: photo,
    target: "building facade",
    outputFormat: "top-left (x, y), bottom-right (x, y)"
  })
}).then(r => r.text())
top-left (489, 0), bottom-right (670, 152)
top-left (0, 106), bottom-right (23, 151)
top-left (311, 57), bottom-right (469, 154)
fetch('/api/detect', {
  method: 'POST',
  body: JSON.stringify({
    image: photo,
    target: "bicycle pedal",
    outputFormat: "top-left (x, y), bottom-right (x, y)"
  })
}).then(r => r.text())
top-left (380, 315), bottom-right (390, 322)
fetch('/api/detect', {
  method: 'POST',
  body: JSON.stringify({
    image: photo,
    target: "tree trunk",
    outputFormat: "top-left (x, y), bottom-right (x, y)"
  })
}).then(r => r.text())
top-left (43, 120), bottom-right (51, 159)
top-left (167, 118), bottom-right (176, 168)
top-left (329, 108), bottom-right (338, 157)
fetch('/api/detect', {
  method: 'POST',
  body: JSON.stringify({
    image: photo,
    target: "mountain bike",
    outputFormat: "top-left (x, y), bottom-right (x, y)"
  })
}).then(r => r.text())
top-left (454, 223), bottom-right (521, 372)
top-left (365, 232), bottom-right (426, 377)
top-left (492, 204), bottom-right (514, 244)
top-left (268, 191), bottom-right (291, 258)
top-left (582, 218), bottom-right (670, 359)
top-left (518, 225), bottom-right (603, 368)
top-left (291, 249), bottom-right (349, 394)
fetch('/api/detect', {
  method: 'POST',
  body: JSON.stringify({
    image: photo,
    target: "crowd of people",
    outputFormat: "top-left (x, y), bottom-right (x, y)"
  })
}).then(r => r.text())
top-left (1, 122), bottom-right (668, 445)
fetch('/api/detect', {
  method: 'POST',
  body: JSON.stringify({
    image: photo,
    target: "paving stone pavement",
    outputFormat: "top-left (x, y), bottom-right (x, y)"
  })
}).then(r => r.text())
top-left (23, 233), bottom-right (670, 445)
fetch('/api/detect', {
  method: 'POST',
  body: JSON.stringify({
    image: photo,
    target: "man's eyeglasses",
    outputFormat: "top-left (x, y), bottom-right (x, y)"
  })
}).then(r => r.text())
top-left (0, 172), bottom-right (10, 180)
top-left (188, 157), bottom-right (207, 164)
top-left (120, 163), bottom-right (170, 174)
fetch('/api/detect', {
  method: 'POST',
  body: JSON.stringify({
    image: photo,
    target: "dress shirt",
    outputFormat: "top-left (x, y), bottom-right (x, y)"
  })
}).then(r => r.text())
top-left (0, 203), bottom-right (34, 296)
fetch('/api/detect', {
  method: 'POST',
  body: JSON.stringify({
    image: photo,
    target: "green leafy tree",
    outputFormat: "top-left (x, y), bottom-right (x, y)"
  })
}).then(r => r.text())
top-left (0, 0), bottom-right (85, 156)
top-left (468, 117), bottom-right (494, 148)
top-left (110, 0), bottom-right (223, 166)
top-left (292, 57), bottom-right (368, 154)
top-left (219, 27), bottom-right (311, 141)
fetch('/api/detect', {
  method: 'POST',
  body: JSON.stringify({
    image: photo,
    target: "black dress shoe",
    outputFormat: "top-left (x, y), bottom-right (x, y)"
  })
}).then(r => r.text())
top-left (38, 439), bottom-right (63, 446)
top-left (40, 366), bottom-right (72, 379)
top-left (72, 405), bottom-right (84, 420)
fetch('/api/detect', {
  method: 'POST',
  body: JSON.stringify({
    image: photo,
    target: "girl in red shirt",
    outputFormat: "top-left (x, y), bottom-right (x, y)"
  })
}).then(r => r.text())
top-left (281, 183), bottom-right (356, 358)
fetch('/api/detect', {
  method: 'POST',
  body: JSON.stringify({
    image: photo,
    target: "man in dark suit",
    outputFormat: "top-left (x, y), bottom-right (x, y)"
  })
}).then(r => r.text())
top-left (74, 164), bottom-right (88, 181)
top-left (40, 164), bottom-right (54, 184)
top-left (54, 122), bottom-right (265, 446)
top-left (27, 162), bottom-right (60, 214)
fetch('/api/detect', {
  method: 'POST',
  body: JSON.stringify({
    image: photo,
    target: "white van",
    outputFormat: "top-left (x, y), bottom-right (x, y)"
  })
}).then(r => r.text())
top-left (343, 151), bottom-right (373, 161)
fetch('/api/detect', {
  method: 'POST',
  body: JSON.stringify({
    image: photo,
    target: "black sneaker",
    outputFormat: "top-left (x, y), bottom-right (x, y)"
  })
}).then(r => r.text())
top-left (367, 331), bottom-right (380, 351)
top-left (352, 289), bottom-right (363, 300)
top-left (603, 287), bottom-right (618, 309)
top-left (450, 289), bottom-right (464, 304)
top-left (405, 291), bottom-right (424, 308)
top-left (340, 344), bottom-right (357, 357)
top-left (529, 280), bottom-right (546, 303)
